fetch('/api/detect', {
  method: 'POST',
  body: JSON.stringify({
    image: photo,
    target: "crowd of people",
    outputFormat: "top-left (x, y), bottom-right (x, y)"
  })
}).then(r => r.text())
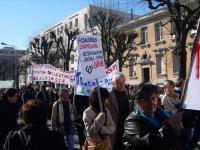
top-left (0, 72), bottom-right (200, 150)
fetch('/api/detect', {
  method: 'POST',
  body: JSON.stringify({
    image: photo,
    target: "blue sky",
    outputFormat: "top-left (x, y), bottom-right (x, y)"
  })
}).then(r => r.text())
top-left (0, 0), bottom-right (151, 50)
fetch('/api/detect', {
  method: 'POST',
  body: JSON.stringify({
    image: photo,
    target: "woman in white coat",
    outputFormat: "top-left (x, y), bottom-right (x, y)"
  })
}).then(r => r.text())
top-left (83, 87), bottom-right (116, 150)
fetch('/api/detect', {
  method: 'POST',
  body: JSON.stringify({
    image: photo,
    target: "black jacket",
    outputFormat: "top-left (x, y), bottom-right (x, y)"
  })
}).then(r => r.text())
top-left (3, 125), bottom-right (67, 150)
top-left (123, 111), bottom-right (181, 150)
top-left (0, 100), bottom-right (19, 149)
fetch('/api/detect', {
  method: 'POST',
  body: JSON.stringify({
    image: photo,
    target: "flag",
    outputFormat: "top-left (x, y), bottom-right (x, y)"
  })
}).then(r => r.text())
top-left (182, 19), bottom-right (200, 110)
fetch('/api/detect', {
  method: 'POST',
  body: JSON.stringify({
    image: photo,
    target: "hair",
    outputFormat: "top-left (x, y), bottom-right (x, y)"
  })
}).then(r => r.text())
top-left (112, 72), bottom-right (125, 83)
top-left (58, 89), bottom-right (69, 97)
top-left (134, 83), bottom-right (160, 102)
top-left (3, 88), bottom-right (18, 100)
top-left (89, 87), bottom-right (109, 109)
top-left (163, 80), bottom-right (175, 88)
top-left (22, 100), bottom-right (47, 126)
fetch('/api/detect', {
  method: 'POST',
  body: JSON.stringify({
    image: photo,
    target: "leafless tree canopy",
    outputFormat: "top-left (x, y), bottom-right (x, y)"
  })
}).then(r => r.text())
top-left (88, 3), bottom-right (137, 71)
top-left (144, 0), bottom-right (200, 79)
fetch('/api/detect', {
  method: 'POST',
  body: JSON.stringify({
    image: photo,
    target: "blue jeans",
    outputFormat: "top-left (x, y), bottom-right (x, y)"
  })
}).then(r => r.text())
top-left (65, 134), bottom-right (74, 150)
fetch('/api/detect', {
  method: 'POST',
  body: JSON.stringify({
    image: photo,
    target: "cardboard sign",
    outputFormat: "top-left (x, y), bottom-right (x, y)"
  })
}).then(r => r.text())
top-left (77, 34), bottom-right (106, 82)
top-left (75, 60), bottom-right (119, 96)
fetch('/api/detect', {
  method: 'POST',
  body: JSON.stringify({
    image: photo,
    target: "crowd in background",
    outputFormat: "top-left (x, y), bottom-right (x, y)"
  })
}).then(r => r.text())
top-left (0, 73), bottom-right (200, 150)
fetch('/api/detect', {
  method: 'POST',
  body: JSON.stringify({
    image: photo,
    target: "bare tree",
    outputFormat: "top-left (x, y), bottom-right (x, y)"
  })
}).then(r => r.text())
top-left (50, 27), bottom-right (79, 71)
top-left (144, 0), bottom-right (200, 79)
top-left (88, 5), bottom-right (137, 71)
top-left (29, 35), bottom-right (59, 66)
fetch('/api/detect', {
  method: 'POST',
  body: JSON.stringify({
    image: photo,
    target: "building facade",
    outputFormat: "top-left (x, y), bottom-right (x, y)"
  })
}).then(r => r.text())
top-left (0, 47), bottom-right (27, 87)
top-left (123, 8), bottom-right (195, 85)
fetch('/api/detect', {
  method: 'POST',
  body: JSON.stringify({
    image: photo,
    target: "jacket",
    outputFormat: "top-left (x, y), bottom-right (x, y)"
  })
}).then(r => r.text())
top-left (123, 111), bottom-right (181, 150)
top-left (3, 124), bottom-right (67, 150)
top-left (83, 107), bottom-right (116, 148)
top-left (51, 99), bottom-right (75, 134)
top-left (0, 100), bottom-right (19, 149)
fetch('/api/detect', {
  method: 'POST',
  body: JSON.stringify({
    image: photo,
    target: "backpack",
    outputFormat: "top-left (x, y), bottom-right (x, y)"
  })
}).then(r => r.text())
top-left (3, 130), bottom-right (31, 150)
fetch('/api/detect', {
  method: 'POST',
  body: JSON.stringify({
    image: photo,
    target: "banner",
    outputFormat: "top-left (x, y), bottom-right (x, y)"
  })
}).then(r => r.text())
top-left (182, 21), bottom-right (200, 110)
top-left (0, 80), bottom-right (14, 88)
top-left (75, 60), bottom-right (119, 96)
top-left (77, 34), bottom-right (106, 82)
top-left (32, 64), bottom-right (75, 85)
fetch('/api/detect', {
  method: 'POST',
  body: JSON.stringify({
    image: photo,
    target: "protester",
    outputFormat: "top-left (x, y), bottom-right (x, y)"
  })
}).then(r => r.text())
top-left (37, 84), bottom-right (51, 118)
top-left (109, 72), bottom-right (130, 150)
top-left (162, 80), bottom-right (181, 115)
top-left (51, 89), bottom-right (75, 150)
top-left (83, 87), bottom-right (116, 150)
top-left (3, 100), bottom-right (67, 150)
top-left (69, 90), bottom-right (89, 148)
top-left (36, 84), bottom-right (50, 102)
top-left (123, 83), bottom-right (185, 150)
top-left (22, 85), bottom-right (36, 104)
top-left (0, 88), bottom-right (20, 149)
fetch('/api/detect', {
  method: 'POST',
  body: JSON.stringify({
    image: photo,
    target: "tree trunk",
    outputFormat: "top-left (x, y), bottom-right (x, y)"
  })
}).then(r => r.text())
top-left (178, 33), bottom-right (187, 79)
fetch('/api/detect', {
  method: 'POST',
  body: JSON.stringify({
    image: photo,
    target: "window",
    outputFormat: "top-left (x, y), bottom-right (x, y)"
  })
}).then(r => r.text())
top-left (57, 28), bottom-right (60, 36)
top-left (172, 52), bottom-right (179, 73)
top-left (71, 55), bottom-right (74, 64)
top-left (155, 22), bottom-right (163, 42)
top-left (60, 26), bottom-right (64, 34)
top-left (69, 21), bottom-right (73, 30)
top-left (84, 14), bottom-right (88, 30)
top-left (171, 23), bottom-right (176, 38)
top-left (90, 18), bottom-right (97, 27)
top-left (141, 26), bottom-right (148, 45)
top-left (156, 54), bottom-right (166, 74)
top-left (129, 57), bottom-right (136, 77)
top-left (75, 18), bottom-right (78, 28)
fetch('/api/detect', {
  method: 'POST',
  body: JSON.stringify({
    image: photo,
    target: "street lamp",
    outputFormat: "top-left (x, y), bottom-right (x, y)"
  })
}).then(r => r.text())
top-left (1, 42), bottom-right (17, 88)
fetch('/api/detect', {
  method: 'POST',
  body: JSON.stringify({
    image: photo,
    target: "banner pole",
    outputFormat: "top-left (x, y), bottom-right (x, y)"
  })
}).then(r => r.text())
top-left (96, 78), bottom-right (103, 112)
top-left (72, 72), bottom-right (77, 106)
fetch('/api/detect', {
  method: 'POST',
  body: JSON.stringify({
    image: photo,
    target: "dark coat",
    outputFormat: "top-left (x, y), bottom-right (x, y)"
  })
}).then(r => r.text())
top-left (36, 91), bottom-right (50, 102)
top-left (0, 99), bottom-right (19, 149)
top-left (3, 125), bottom-right (67, 150)
top-left (123, 111), bottom-right (183, 150)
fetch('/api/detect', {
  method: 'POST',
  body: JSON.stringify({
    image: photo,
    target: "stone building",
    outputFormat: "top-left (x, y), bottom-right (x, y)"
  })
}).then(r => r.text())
top-left (123, 8), bottom-right (196, 85)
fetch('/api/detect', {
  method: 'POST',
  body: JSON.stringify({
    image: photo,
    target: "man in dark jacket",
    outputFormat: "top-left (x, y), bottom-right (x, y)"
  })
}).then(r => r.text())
top-left (109, 72), bottom-right (130, 150)
top-left (0, 88), bottom-right (20, 149)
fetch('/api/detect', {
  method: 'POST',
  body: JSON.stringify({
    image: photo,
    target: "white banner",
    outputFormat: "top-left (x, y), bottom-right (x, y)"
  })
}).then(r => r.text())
top-left (77, 34), bottom-right (106, 82)
top-left (32, 64), bottom-right (75, 85)
top-left (182, 22), bottom-right (200, 110)
top-left (75, 60), bottom-right (119, 96)
top-left (0, 80), bottom-right (14, 88)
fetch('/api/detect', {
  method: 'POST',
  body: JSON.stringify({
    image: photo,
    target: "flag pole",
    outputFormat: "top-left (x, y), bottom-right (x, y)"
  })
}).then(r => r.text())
top-left (96, 78), bottom-right (103, 112)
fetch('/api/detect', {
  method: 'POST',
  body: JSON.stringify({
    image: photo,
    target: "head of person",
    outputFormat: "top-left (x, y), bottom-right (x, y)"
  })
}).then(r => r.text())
top-left (22, 100), bottom-right (47, 127)
top-left (90, 87), bottom-right (110, 110)
top-left (58, 89), bottom-right (69, 102)
top-left (135, 83), bottom-right (160, 117)
top-left (40, 84), bottom-right (46, 91)
top-left (26, 85), bottom-right (32, 92)
top-left (112, 72), bottom-right (126, 92)
top-left (3, 88), bottom-right (19, 104)
top-left (163, 80), bottom-right (175, 95)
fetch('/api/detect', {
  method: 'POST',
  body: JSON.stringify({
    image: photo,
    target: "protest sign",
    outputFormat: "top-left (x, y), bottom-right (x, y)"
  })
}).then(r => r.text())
top-left (75, 60), bottom-right (119, 96)
top-left (32, 64), bottom-right (75, 85)
top-left (77, 34), bottom-right (106, 82)
top-left (182, 21), bottom-right (200, 110)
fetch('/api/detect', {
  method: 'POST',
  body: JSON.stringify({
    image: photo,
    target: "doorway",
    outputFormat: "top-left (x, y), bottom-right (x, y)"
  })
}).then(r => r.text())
top-left (142, 67), bottom-right (150, 83)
